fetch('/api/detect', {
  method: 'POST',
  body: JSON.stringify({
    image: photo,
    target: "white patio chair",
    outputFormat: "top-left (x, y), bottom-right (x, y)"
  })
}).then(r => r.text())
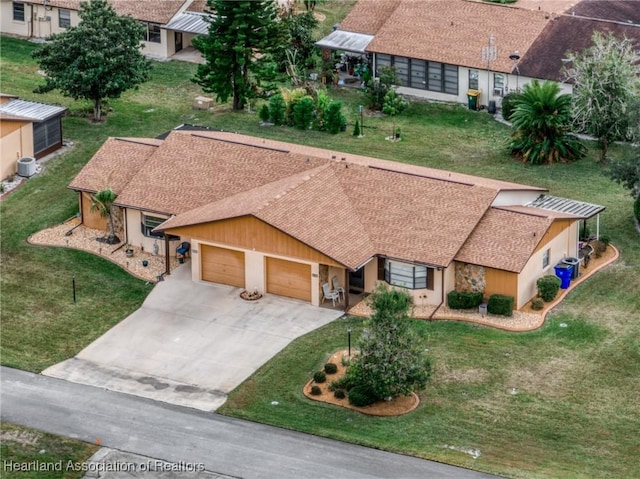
top-left (322, 282), bottom-right (340, 307)
top-left (331, 275), bottom-right (346, 302)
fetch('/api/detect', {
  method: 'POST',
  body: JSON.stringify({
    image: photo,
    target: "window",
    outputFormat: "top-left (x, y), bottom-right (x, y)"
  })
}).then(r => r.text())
top-left (427, 61), bottom-right (442, 92)
top-left (542, 249), bottom-right (550, 268)
top-left (13, 2), bottom-right (25, 22)
top-left (142, 22), bottom-right (161, 43)
top-left (141, 214), bottom-right (179, 240)
top-left (410, 59), bottom-right (426, 90)
top-left (469, 69), bottom-right (479, 90)
top-left (375, 54), bottom-right (458, 95)
top-left (384, 259), bottom-right (433, 290)
top-left (59, 9), bottom-right (71, 28)
top-left (493, 73), bottom-right (505, 96)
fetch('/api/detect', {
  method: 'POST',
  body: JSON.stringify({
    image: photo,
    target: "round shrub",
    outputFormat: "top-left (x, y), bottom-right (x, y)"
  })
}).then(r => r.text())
top-left (310, 385), bottom-right (322, 396)
top-left (348, 385), bottom-right (376, 407)
top-left (333, 389), bottom-right (346, 399)
top-left (501, 92), bottom-right (522, 121)
top-left (313, 371), bottom-right (326, 383)
top-left (324, 363), bottom-right (338, 374)
top-left (531, 297), bottom-right (544, 311)
top-left (324, 100), bottom-right (346, 134)
top-left (537, 275), bottom-right (561, 302)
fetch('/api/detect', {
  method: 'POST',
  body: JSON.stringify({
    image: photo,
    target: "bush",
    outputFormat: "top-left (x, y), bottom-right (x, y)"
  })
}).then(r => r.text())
top-left (268, 94), bottom-right (286, 125)
top-left (324, 101), bottom-right (346, 134)
top-left (447, 291), bottom-right (484, 309)
top-left (329, 375), bottom-right (354, 391)
top-left (501, 92), bottom-right (522, 120)
top-left (487, 294), bottom-right (514, 316)
top-left (537, 275), bottom-right (561, 302)
top-left (313, 371), bottom-right (326, 383)
top-left (310, 385), bottom-right (322, 395)
top-left (635, 196), bottom-right (640, 222)
top-left (382, 89), bottom-right (409, 116)
top-left (348, 385), bottom-right (377, 407)
top-left (594, 240), bottom-right (607, 257)
top-left (258, 103), bottom-right (270, 123)
top-left (333, 389), bottom-right (346, 399)
top-left (599, 234), bottom-right (611, 247)
top-left (352, 119), bottom-right (361, 136)
top-left (531, 297), bottom-right (544, 311)
top-left (293, 96), bottom-right (315, 130)
top-left (324, 363), bottom-right (338, 374)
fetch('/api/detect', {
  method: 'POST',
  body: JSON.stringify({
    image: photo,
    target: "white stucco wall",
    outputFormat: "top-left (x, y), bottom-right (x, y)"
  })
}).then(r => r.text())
top-left (125, 209), bottom-right (181, 257)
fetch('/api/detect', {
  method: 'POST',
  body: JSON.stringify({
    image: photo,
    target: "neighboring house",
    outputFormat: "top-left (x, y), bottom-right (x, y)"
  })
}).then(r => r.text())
top-left (0, 93), bottom-right (67, 180)
top-left (69, 129), bottom-right (604, 311)
top-left (317, 0), bottom-right (640, 108)
top-left (0, 0), bottom-right (211, 60)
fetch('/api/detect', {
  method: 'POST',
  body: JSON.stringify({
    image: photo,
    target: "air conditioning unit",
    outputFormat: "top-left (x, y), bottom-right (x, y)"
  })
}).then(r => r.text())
top-left (17, 157), bottom-right (37, 177)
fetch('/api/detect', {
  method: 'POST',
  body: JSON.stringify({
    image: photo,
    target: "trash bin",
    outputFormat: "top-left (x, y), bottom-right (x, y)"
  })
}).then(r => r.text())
top-left (467, 90), bottom-right (481, 110)
top-left (488, 100), bottom-right (496, 114)
top-left (554, 263), bottom-right (573, 289)
top-left (562, 257), bottom-right (580, 280)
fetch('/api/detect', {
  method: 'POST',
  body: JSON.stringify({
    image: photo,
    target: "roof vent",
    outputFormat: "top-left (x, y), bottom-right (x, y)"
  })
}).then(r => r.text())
top-left (17, 157), bottom-right (36, 177)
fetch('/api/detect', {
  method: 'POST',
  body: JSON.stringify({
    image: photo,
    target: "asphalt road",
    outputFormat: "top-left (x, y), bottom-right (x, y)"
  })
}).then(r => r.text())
top-left (1, 367), bottom-right (499, 479)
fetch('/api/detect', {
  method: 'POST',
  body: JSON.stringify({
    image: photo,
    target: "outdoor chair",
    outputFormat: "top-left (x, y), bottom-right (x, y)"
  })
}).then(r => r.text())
top-left (176, 241), bottom-right (190, 258)
top-left (322, 282), bottom-right (340, 307)
top-left (331, 275), bottom-right (346, 301)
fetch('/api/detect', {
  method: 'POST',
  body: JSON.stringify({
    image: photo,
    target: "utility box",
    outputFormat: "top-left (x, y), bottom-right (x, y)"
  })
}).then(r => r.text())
top-left (193, 96), bottom-right (213, 110)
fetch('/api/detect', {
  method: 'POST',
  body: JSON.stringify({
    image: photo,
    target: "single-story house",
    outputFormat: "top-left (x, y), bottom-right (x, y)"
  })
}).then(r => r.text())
top-left (0, 0), bottom-right (211, 60)
top-left (69, 129), bottom-right (604, 311)
top-left (0, 93), bottom-right (67, 180)
top-left (317, 0), bottom-right (640, 108)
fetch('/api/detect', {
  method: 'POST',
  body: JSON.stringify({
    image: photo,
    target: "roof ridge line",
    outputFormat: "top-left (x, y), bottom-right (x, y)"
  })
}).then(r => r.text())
top-left (189, 132), bottom-right (291, 153)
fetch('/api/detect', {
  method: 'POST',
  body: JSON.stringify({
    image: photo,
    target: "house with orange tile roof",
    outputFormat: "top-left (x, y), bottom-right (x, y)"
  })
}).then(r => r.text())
top-left (69, 128), bottom-right (605, 312)
top-left (0, 0), bottom-right (211, 60)
top-left (317, 0), bottom-right (639, 109)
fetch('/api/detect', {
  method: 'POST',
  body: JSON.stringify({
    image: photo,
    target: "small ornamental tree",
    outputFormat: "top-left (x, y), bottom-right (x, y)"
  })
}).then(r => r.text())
top-left (90, 188), bottom-right (119, 244)
top-left (268, 94), bottom-right (286, 125)
top-left (324, 101), bottom-right (346, 134)
top-left (347, 286), bottom-right (432, 401)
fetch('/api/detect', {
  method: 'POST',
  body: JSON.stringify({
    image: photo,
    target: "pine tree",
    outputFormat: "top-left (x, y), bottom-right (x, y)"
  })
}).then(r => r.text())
top-left (193, 0), bottom-right (278, 110)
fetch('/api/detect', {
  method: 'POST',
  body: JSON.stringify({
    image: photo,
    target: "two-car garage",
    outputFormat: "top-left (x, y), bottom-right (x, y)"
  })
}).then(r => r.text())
top-left (200, 245), bottom-right (312, 303)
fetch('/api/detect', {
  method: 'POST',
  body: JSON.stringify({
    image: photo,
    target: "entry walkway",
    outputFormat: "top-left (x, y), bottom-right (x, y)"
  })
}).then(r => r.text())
top-left (43, 264), bottom-right (342, 411)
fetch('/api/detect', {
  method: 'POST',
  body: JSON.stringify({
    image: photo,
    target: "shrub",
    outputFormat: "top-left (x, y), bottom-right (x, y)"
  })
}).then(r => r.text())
top-left (329, 375), bottom-right (354, 391)
top-left (268, 94), bottom-right (286, 125)
top-left (310, 385), bottom-right (322, 395)
top-left (324, 363), bottom-right (338, 374)
top-left (382, 89), bottom-right (409, 116)
top-left (293, 96), bottom-right (315, 130)
top-left (635, 196), bottom-right (640, 222)
top-left (324, 101), bottom-right (346, 134)
top-left (348, 385), bottom-right (377, 407)
top-left (352, 119), bottom-right (361, 136)
top-left (258, 103), bottom-right (270, 122)
top-left (501, 92), bottom-right (522, 121)
top-left (537, 275), bottom-right (561, 302)
top-left (333, 389), bottom-right (346, 399)
top-left (313, 371), bottom-right (326, 383)
top-left (594, 240), bottom-right (607, 257)
top-left (531, 297), bottom-right (544, 311)
top-left (599, 234), bottom-right (611, 247)
top-left (447, 291), bottom-right (484, 309)
top-left (487, 294), bottom-right (514, 316)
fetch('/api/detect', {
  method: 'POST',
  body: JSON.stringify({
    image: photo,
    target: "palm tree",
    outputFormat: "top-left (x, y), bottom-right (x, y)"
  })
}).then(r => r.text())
top-left (90, 188), bottom-right (119, 244)
top-left (509, 80), bottom-right (585, 165)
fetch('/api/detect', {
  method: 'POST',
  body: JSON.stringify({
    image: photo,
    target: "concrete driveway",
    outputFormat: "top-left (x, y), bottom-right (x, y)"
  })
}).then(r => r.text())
top-left (43, 264), bottom-right (343, 411)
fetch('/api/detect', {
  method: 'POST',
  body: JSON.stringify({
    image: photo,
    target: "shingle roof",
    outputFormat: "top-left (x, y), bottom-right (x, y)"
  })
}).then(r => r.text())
top-left (363, 0), bottom-right (550, 73)
top-left (569, 0), bottom-right (640, 24)
top-left (339, 0), bottom-right (402, 35)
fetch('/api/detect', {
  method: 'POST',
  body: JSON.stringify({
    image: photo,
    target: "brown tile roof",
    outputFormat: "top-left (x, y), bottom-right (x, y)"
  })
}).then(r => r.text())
top-left (455, 208), bottom-right (553, 272)
top-left (512, 0), bottom-right (578, 14)
top-left (186, 0), bottom-right (209, 13)
top-left (364, 0), bottom-right (551, 72)
top-left (569, 0), bottom-right (640, 24)
top-left (339, 0), bottom-right (402, 35)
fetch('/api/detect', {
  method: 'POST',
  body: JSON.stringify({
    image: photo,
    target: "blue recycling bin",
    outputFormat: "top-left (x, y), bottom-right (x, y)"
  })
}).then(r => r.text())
top-left (554, 263), bottom-right (573, 289)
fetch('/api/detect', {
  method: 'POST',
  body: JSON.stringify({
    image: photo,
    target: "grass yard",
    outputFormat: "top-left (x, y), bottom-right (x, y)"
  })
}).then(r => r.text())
top-left (0, 423), bottom-right (98, 479)
top-left (2, 12), bottom-right (639, 478)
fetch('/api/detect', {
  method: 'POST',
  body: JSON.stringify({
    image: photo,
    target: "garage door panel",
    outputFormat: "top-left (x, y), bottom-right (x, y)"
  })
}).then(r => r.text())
top-left (267, 257), bottom-right (311, 302)
top-left (201, 245), bottom-right (245, 288)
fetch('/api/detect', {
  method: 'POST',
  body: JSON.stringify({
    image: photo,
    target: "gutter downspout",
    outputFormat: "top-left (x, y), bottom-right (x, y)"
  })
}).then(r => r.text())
top-left (428, 268), bottom-right (445, 320)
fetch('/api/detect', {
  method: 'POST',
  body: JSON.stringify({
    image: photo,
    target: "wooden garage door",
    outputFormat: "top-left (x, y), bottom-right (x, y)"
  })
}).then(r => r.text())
top-left (266, 257), bottom-right (311, 302)
top-left (201, 245), bottom-right (245, 288)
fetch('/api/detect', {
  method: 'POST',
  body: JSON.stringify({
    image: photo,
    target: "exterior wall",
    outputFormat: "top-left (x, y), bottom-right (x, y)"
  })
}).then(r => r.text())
top-left (484, 267), bottom-right (518, 304)
top-left (1, 1), bottom-right (30, 37)
top-left (125, 209), bottom-right (181, 256)
top-left (368, 260), bottom-right (443, 306)
top-left (0, 120), bottom-right (33, 180)
top-left (142, 28), bottom-right (170, 59)
top-left (492, 190), bottom-right (543, 207)
top-left (80, 191), bottom-right (108, 231)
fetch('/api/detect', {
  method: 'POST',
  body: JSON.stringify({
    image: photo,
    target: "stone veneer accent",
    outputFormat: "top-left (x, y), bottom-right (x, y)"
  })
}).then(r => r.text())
top-left (455, 262), bottom-right (486, 293)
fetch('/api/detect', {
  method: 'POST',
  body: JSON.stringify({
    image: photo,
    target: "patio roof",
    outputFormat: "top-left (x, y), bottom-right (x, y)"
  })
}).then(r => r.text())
top-left (525, 194), bottom-right (605, 219)
top-left (316, 30), bottom-right (374, 54)
top-left (0, 99), bottom-right (67, 122)
top-left (164, 12), bottom-right (210, 35)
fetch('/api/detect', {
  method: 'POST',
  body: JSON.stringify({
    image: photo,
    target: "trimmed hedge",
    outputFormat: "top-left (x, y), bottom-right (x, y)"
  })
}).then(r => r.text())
top-left (447, 291), bottom-right (484, 310)
top-left (333, 389), bottom-right (346, 399)
top-left (313, 371), bottom-right (326, 383)
top-left (531, 297), bottom-right (544, 311)
top-left (487, 294), bottom-right (514, 316)
top-left (537, 275), bottom-right (561, 302)
top-left (324, 363), bottom-right (338, 374)
top-left (348, 385), bottom-right (377, 407)
top-left (310, 385), bottom-right (322, 396)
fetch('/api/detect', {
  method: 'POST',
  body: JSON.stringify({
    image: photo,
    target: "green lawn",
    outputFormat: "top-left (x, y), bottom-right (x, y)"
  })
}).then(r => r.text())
top-left (1, 21), bottom-right (639, 479)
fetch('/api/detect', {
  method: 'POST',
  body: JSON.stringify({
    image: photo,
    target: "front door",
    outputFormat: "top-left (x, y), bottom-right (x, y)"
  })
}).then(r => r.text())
top-left (348, 266), bottom-right (364, 294)
top-left (174, 32), bottom-right (183, 53)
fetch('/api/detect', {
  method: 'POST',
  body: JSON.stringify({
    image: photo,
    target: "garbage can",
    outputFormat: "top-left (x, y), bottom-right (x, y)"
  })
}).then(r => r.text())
top-left (554, 263), bottom-right (573, 289)
top-left (467, 90), bottom-right (481, 110)
top-left (488, 100), bottom-right (497, 114)
top-left (562, 257), bottom-right (580, 280)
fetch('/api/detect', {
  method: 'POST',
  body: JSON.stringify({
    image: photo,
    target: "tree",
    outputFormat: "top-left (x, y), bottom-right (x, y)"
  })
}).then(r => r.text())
top-left (31, 0), bottom-right (151, 122)
top-left (509, 80), bottom-right (585, 165)
top-left (90, 188), bottom-right (119, 244)
top-left (347, 286), bottom-right (432, 402)
top-left (564, 32), bottom-right (640, 161)
top-left (193, 0), bottom-right (278, 111)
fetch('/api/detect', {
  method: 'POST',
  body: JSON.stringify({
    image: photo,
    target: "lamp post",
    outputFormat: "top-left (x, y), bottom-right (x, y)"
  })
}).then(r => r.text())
top-left (72, 274), bottom-right (76, 303)
top-left (347, 327), bottom-right (352, 357)
top-left (509, 51), bottom-right (521, 92)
